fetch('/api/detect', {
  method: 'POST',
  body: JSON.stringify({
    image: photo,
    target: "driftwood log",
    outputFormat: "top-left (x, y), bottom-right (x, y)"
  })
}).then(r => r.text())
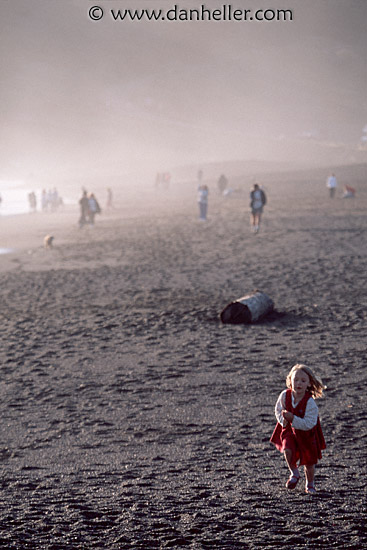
top-left (220, 291), bottom-right (274, 324)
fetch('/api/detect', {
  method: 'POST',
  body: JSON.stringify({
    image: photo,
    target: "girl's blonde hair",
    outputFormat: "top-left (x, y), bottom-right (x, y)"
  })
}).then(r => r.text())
top-left (286, 364), bottom-right (326, 399)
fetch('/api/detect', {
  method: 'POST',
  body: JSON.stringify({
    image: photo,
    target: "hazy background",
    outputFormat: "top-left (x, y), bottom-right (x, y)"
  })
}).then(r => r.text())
top-left (1, 0), bottom-right (366, 187)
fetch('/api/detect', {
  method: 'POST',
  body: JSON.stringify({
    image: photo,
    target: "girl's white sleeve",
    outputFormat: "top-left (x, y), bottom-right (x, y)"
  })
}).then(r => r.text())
top-left (274, 390), bottom-right (287, 426)
top-left (292, 398), bottom-right (319, 431)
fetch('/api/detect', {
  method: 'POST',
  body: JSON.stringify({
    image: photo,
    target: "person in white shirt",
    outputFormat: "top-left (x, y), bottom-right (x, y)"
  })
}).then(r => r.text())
top-left (197, 184), bottom-right (209, 221)
top-left (326, 173), bottom-right (338, 198)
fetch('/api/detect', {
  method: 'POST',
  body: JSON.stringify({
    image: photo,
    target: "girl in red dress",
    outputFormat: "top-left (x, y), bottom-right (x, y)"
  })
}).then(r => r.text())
top-left (270, 364), bottom-right (326, 494)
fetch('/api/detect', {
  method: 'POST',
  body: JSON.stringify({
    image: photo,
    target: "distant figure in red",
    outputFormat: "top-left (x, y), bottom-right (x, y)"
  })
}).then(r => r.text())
top-left (155, 172), bottom-right (170, 190)
top-left (342, 185), bottom-right (356, 198)
top-left (162, 172), bottom-right (171, 190)
top-left (270, 364), bottom-right (326, 495)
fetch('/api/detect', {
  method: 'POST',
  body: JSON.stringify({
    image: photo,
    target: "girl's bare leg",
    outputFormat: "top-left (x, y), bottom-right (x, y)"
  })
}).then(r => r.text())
top-left (304, 464), bottom-right (315, 486)
top-left (304, 464), bottom-right (317, 493)
top-left (284, 449), bottom-right (300, 488)
top-left (284, 449), bottom-right (298, 474)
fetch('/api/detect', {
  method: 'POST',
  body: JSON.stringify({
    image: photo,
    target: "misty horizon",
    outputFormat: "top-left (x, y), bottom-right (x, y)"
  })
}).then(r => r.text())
top-left (1, 0), bottom-right (366, 183)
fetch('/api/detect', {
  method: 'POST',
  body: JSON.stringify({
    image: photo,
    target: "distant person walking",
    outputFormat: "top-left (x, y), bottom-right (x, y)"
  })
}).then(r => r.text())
top-left (217, 174), bottom-right (228, 195)
top-left (106, 187), bottom-right (113, 209)
top-left (326, 173), bottom-right (337, 198)
top-left (197, 184), bottom-right (209, 221)
top-left (79, 190), bottom-right (89, 228)
top-left (88, 193), bottom-right (101, 225)
top-left (28, 191), bottom-right (37, 213)
top-left (250, 183), bottom-right (266, 233)
top-left (270, 364), bottom-right (326, 495)
top-left (162, 172), bottom-right (171, 190)
top-left (41, 189), bottom-right (48, 212)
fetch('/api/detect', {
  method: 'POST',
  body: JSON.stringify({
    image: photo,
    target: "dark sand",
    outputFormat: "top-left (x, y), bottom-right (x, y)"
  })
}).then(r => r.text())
top-left (0, 166), bottom-right (366, 549)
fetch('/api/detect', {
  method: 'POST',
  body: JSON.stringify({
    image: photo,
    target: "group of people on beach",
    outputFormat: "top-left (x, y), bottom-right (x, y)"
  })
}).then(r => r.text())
top-left (26, 188), bottom-right (63, 214)
top-left (197, 170), bottom-right (354, 232)
top-left (78, 190), bottom-right (102, 228)
top-left (197, 177), bottom-right (267, 234)
top-left (41, 188), bottom-right (63, 212)
top-left (155, 172), bottom-right (171, 190)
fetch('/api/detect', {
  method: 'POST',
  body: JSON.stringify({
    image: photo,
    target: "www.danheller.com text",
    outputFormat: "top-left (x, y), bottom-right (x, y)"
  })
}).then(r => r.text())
top-left (88, 4), bottom-right (294, 23)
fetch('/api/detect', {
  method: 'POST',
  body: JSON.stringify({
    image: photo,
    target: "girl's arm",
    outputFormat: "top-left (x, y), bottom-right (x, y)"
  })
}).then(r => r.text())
top-left (291, 398), bottom-right (319, 430)
top-left (274, 390), bottom-right (287, 426)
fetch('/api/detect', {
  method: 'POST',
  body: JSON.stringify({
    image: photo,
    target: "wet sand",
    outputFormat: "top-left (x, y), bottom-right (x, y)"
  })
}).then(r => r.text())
top-left (0, 165), bottom-right (366, 549)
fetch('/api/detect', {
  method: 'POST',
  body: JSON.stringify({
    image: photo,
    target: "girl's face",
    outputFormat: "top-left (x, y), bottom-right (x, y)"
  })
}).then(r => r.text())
top-left (291, 369), bottom-right (310, 398)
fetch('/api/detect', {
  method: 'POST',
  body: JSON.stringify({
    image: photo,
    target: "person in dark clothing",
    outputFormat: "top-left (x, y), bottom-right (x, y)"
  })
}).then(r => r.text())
top-left (250, 183), bottom-right (267, 233)
top-left (88, 193), bottom-right (101, 225)
top-left (79, 191), bottom-right (89, 228)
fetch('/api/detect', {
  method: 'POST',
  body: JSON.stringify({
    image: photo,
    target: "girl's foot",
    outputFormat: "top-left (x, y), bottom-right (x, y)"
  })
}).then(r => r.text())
top-left (286, 472), bottom-right (300, 489)
top-left (305, 483), bottom-right (316, 494)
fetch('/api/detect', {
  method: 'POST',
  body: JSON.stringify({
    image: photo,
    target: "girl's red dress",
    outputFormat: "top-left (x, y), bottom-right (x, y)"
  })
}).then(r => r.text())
top-left (270, 389), bottom-right (326, 466)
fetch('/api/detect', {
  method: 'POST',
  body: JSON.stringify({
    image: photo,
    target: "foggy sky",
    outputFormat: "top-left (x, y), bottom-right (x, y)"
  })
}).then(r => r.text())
top-left (1, 0), bottom-right (366, 181)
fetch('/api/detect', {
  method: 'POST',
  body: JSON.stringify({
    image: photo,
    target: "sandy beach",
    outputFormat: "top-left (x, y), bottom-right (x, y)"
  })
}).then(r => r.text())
top-left (0, 164), bottom-right (366, 549)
